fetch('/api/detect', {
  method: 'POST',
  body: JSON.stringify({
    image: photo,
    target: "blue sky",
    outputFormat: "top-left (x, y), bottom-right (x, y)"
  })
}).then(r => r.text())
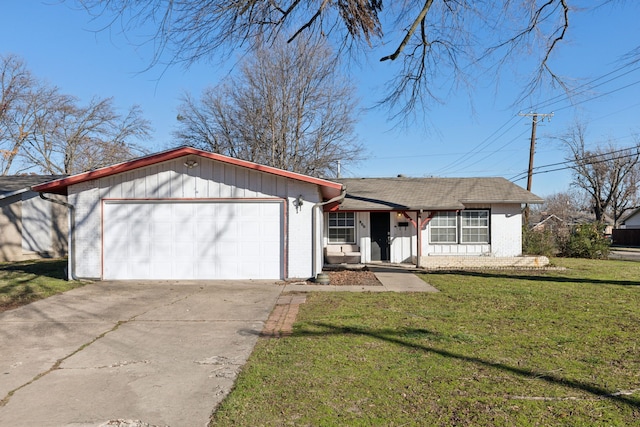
top-left (2, 1), bottom-right (640, 197)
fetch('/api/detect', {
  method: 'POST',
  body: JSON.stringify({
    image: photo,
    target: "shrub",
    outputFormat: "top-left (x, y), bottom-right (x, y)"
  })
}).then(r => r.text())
top-left (523, 227), bottom-right (558, 257)
top-left (561, 222), bottom-right (610, 259)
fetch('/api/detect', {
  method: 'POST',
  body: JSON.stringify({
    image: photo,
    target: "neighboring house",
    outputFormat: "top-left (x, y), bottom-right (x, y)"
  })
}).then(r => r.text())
top-left (0, 175), bottom-right (68, 262)
top-left (618, 207), bottom-right (640, 229)
top-left (32, 147), bottom-right (546, 281)
top-left (612, 208), bottom-right (640, 246)
top-left (531, 214), bottom-right (565, 233)
top-left (325, 177), bottom-right (546, 269)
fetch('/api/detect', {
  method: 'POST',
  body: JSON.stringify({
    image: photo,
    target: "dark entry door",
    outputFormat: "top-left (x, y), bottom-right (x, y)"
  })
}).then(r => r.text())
top-left (370, 212), bottom-right (390, 261)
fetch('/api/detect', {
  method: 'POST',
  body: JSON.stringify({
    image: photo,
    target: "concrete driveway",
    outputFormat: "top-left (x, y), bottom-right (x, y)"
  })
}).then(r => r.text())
top-left (0, 280), bottom-right (283, 427)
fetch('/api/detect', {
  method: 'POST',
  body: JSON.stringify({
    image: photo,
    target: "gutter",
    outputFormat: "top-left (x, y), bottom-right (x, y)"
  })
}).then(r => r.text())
top-left (312, 187), bottom-right (347, 278)
top-left (38, 192), bottom-right (79, 281)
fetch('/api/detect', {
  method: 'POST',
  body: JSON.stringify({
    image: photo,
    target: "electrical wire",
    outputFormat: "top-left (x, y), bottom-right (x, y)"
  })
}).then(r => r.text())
top-left (510, 145), bottom-right (640, 183)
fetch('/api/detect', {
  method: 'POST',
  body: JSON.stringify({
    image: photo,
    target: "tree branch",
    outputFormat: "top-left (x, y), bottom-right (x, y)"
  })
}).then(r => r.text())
top-left (380, 0), bottom-right (434, 62)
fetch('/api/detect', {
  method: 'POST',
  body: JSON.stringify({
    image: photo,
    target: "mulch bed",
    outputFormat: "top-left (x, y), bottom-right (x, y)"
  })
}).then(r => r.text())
top-left (280, 268), bottom-right (382, 286)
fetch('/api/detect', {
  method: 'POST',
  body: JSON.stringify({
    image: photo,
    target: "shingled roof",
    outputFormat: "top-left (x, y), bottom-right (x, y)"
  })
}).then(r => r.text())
top-left (0, 175), bottom-right (67, 199)
top-left (334, 177), bottom-right (543, 211)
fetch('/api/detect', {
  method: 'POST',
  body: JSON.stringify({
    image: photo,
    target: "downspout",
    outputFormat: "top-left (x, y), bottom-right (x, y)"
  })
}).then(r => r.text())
top-left (312, 187), bottom-right (347, 278)
top-left (39, 192), bottom-right (78, 281)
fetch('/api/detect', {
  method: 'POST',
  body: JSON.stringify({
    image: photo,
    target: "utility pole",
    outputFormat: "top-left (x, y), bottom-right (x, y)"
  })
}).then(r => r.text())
top-left (519, 112), bottom-right (553, 225)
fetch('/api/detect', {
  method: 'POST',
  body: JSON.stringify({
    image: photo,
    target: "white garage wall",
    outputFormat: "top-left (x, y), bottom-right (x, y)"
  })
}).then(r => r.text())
top-left (286, 180), bottom-right (321, 278)
top-left (69, 156), bottom-right (323, 280)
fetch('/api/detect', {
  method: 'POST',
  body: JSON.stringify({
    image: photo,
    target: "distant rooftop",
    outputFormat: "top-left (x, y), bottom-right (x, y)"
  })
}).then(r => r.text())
top-left (0, 175), bottom-right (67, 198)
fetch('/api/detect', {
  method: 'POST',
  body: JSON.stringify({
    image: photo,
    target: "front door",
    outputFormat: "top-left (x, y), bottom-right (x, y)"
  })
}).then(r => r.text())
top-left (370, 212), bottom-right (390, 261)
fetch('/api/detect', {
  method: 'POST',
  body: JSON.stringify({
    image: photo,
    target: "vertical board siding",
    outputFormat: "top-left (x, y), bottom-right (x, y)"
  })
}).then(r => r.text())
top-left (71, 155), bottom-right (323, 279)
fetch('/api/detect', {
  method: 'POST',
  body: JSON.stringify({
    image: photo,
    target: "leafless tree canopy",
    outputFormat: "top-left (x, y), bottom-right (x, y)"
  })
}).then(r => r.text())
top-left (0, 54), bottom-right (36, 174)
top-left (532, 190), bottom-right (586, 220)
top-left (174, 37), bottom-right (362, 178)
top-left (75, 0), bottom-right (583, 120)
top-left (562, 122), bottom-right (640, 225)
top-left (0, 54), bottom-right (152, 175)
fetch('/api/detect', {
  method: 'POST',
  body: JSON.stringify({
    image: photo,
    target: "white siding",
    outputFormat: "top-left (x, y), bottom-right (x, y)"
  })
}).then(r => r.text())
top-left (70, 156), bottom-right (322, 280)
top-left (323, 205), bottom-right (525, 266)
top-left (623, 211), bottom-right (640, 228)
top-left (390, 212), bottom-right (416, 263)
top-left (287, 180), bottom-right (319, 278)
top-left (422, 205), bottom-right (523, 257)
top-left (357, 212), bottom-right (371, 263)
top-left (489, 204), bottom-right (523, 256)
top-left (21, 193), bottom-right (52, 253)
top-left (69, 180), bottom-right (103, 278)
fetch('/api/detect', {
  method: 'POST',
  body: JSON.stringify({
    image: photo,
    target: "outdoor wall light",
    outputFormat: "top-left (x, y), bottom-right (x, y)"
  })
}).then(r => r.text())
top-left (184, 159), bottom-right (199, 168)
top-left (294, 195), bottom-right (304, 213)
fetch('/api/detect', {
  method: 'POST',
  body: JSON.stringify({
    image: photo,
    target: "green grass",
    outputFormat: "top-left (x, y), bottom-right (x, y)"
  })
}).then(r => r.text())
top-left (0, 258), bottom-right (84, 311)
top-left (212, 258), bottom-right (640, 426)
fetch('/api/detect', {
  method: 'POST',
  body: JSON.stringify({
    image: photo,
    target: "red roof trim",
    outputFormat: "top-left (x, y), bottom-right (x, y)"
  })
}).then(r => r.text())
top-left (31, 147), bottom-right (343, 197)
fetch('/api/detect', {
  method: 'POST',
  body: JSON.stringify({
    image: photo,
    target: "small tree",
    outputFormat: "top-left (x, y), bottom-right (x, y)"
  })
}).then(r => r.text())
top-left (523, 226), bottom-right (558, 257)
top-left (562, 222), bottom-right (610, 259)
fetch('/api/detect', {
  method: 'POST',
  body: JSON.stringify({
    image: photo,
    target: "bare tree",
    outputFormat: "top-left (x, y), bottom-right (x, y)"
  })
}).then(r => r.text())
top-left (0, 54), bottom-right (36, 174)
top-left (562, 122), bottom-right (640, 224)
top-left (1, 54), bottom-right (152, 175)
top-left (175, 37), bottom-right (362, 178)
top-left (532, 190), bottom-right (587, 222)
top-left (75, 0), bottom-right (580, 120)
top-left (22, 97), bottom-right (151, 174)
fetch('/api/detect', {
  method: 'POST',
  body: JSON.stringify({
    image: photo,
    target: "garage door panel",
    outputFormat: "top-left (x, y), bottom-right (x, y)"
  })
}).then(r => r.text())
top-left (103, 201), bottom-right (283, 280)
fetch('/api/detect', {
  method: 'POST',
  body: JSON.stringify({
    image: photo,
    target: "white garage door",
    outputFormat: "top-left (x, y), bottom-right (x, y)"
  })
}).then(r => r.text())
top-left (103, 200), bottom-right (283, 280)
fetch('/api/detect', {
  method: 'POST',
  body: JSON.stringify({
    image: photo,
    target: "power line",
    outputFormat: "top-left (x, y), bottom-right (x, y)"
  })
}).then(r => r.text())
top-left (433, 115), bottom-right (524, 175)
top-left (510, 145), bottom-right (640, 183)
top-left (359, 59), bottom-right (640, 176)
top-left (437, 63), bottom-right (640, 176)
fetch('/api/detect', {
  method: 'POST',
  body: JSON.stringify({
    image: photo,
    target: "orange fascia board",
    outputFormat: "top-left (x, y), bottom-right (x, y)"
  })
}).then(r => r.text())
top-left (31, 147), bottom-right (344, 199)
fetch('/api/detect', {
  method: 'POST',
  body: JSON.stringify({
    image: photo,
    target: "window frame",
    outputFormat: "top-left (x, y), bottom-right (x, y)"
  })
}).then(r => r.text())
top-left (429, 211), bottom-right (458, 244)
top-left (327, 212), bottom-right (356, 244)
top-left (460, 209), bottom-right (490, 244)
top-left (429, 209), bottom-right (491, 245)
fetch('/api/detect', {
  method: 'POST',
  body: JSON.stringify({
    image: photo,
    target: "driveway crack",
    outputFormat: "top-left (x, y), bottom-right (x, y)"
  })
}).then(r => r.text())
top-left (0, 318), bottom-right (130, 408)
top-left (1, 292), bottom-right (198, 407)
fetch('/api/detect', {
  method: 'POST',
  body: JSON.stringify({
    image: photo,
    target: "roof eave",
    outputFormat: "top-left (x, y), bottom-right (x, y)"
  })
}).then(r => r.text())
top-left (460, 199), bottom-right (544, 205)
top-left (31, 147), bottom-right (344, 199)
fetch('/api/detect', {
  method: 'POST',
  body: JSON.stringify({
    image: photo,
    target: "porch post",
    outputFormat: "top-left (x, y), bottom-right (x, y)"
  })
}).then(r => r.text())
top-left (416, 209), bottom-right (422, 268)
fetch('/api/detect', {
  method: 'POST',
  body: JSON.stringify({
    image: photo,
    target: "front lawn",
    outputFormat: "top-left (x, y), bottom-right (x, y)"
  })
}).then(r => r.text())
top-left (0, 258), bottom-right (83, 312)
top-left (212, 258), bottom-right (640, 426)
